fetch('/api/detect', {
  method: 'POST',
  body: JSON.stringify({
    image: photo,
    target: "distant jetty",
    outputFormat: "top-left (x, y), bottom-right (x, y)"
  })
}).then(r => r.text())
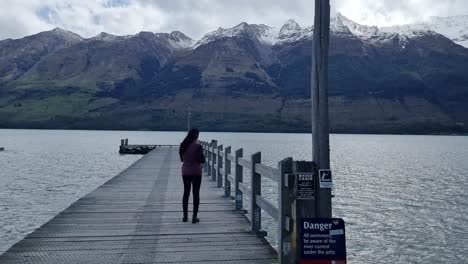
top-left (0, 147), bottom-right (4, 151)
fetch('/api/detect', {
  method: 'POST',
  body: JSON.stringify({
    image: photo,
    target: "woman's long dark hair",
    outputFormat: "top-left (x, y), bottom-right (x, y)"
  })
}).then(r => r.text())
top-left (180, 128), bottom-right (200, 158)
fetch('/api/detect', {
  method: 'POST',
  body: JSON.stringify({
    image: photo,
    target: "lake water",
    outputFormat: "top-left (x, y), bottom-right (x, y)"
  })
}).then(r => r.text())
top-left (0, 129), bottom-right (467, 263)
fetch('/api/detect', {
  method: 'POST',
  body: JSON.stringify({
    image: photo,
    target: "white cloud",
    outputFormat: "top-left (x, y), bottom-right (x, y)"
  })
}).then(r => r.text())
top-left (335, 0), bottom-right (468, 27)
top-left (0, 0), bottom-right (467, 40)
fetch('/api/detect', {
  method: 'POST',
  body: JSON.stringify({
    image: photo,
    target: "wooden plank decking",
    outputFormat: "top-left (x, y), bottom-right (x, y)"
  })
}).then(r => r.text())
top-left (0, 147), bottom-right (277, 263)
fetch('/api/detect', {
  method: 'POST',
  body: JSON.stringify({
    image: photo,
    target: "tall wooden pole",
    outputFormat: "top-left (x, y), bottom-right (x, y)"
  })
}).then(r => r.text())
top-left (311, 0), bottom-right (332, 218)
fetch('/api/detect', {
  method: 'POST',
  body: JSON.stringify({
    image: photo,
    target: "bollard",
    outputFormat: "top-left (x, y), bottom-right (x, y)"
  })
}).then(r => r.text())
top-left (125, 138), bottom-right (128, 146)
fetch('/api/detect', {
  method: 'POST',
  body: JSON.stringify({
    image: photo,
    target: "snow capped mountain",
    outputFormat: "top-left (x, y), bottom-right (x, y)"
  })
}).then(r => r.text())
top-left (13, 13), bottom-right (467, 52)
top-left (331, 13), bottom-right (380, 38)
top-left (279, 19), bottom-right (302, 37)
top-left (194, 22), bottom-right (272, 47)
top-left (194, 19), bottom-right (313, 47)
top-left (191, 13), bottom-right (468, 49)
top-left (47, 27), bottom-right (84, 43)
top-left (382, 15), bottom-right (468, 48)
top-left (156, 31), bottom-right (194, 49)
top-left (91, 32), bottom-right (130, 41)
top-left (88, 31), bottom-right (193, 49)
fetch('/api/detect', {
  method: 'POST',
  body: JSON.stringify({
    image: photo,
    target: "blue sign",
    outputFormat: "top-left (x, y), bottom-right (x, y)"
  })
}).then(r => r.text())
top-left (301, 218), bottom-right (347, 264)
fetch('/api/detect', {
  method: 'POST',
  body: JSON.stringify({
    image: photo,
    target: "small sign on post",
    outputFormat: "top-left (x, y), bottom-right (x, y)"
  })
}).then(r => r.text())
top-left (296, 173), bottom-right (315, 200)
top-left (319, 169), bottom-right (333, 189)
top-left (301, 218), bottom-right (347, 264)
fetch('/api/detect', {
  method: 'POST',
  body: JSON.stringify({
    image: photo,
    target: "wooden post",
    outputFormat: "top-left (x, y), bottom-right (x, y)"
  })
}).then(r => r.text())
top-left (217, 145), bottom-right (223, 188)
top-left (311, 0), bottom-right (332, 218)
top-left (211, 140), bottom-right (218, 182)
top-left (120, 139), bottom-right (124, 146)
top-left (250, 152), bottom-right (261, 232)
top-left (278, 157), bottom-right (294, 264)
top-left (234, 148), bottom-right (243, 210)
top-left (207, 142), bottom-right (212, 178)
top-left (224, 146), bottom-right (232, 197)
top-left (292, 161), bottom-right (316, 263)
top-left (201, 142), bottom-right (207, 174)
top-left (124, 138), bottom-right (128, 146)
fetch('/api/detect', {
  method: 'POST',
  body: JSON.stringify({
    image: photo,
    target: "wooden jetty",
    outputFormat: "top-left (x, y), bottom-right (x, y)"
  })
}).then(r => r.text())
top-left (119, 138), bottom-right (177, 154)
top-left (0, 145), bottom-right (278, 264)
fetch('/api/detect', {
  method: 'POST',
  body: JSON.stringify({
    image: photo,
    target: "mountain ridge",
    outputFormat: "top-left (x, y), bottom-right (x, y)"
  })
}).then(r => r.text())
top-left (0, 14), bottom-right (467, 134)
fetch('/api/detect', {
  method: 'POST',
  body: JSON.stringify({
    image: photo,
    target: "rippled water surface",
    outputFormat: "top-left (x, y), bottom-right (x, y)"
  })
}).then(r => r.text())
top-left (0, 129), bottom-right (467, 263)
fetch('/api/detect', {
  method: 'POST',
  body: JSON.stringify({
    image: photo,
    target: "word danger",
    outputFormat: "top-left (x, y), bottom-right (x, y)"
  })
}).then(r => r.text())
top-left (303, 221), bottom-right (332, 231)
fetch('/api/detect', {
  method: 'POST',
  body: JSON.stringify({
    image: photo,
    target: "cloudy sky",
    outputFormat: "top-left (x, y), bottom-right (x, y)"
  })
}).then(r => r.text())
top-left (0, 0), bottom-right (467, 40)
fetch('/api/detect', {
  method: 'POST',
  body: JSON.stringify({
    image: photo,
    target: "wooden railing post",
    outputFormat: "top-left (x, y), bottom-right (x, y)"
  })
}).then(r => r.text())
top-left (234, 148), bottom-right (243, 210)
top-left (211, 140), bottom-right (218, 182)
top-left (278, 158), bottom-right (294, 264)
top-left (217, 145), bottom-right (223, 188)
top-left (292, 161), bottom-right (316, 262)
top-left (251, 152), bottom-right (262, 232)
top-left (206, 142), bottom-right (212, 177)
top-left (224, 146), bottom-right (232, 197)
top-left (202, 142), bottom-right (208, 174)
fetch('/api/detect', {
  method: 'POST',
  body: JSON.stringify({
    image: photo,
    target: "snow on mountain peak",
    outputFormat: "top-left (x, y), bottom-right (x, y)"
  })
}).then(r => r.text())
top-left (168, 31), bottom-right (194, 49)
top-left (331, 12), bottom-right (380, 38)
top-left (190, 13), bottom-right (468, 49)
top-left (92, 32), bottom-right (120, 41)
top-left (194, 22), bottom-right (273, 47)
top-left (382, 15), bottom-right (468, 47)
top-left (279, 19), bottom-right (302, 36)
top-left (48, 27), bottom-right (83, 42)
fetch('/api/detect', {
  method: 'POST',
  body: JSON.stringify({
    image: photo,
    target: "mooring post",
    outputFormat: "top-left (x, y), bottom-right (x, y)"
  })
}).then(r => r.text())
top-left (217, 145), bottom-right (223, 188)
top-left (278, 157), bottom-right (294, 264)
top-left (120, 139), bottom-right (124, 146)
top-left (125, 138), bottom-right (128, 146)
top-left (234, 148), bottom-right (244, 210)
top-left (250, 152), bottom-right (262, 232)
top-left (224, 146), bottom-right (232, 198)
top-left (211, 140), bottom-right (218, 182)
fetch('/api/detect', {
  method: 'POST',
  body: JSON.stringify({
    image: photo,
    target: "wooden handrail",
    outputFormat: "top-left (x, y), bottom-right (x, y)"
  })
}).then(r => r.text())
top-left (255, 163), bottom-right (279, 182)
top-left (201, 139), bottom-right (297, 263)
top-left (256, 195), bottom-right (279, 221)
top-left (237, 157), bottom-right (252, 169)
top-left (238, 182), bottom-right (251, 197)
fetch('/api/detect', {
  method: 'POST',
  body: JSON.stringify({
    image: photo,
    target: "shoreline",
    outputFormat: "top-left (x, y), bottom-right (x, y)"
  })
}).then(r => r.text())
top-left (0, 126), bottom-right (467, 136)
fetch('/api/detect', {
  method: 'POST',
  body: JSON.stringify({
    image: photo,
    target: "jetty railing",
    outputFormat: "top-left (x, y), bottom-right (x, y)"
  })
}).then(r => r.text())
top-left (200, 139), bottom-right (303, 264)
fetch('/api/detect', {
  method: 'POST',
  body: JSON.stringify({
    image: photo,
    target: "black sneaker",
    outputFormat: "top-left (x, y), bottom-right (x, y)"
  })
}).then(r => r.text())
top-left (192, 218), bottom-right (200, 224)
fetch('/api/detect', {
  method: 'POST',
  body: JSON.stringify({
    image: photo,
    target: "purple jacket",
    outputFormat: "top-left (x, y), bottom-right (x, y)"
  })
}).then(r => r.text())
top-left (180, 142), bottom-right (206, 176)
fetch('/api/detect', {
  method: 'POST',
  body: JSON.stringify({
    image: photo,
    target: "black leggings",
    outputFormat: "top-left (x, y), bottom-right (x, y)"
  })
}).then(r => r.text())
top-left (182, 176), bottom-right (202, 217)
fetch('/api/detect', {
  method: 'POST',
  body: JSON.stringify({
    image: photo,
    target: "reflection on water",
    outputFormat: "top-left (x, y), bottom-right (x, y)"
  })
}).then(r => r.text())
top-left (0, 129), bottom-right (467, 263)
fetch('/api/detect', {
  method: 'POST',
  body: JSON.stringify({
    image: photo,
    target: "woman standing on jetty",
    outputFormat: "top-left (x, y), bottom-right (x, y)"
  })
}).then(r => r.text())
top-left (179, 128), bottom-right (206, 224)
